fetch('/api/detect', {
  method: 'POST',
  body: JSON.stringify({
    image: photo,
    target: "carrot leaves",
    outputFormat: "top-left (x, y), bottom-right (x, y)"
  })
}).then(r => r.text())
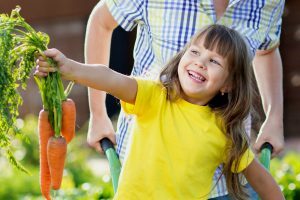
top-left (0, 6), bottom-right (73, 171)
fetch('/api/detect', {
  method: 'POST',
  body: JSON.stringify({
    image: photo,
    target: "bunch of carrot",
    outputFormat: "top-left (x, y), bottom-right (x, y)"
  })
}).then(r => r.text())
top-left (0, 7), bottom-right (77, 199)
top-left (36, 69), bottom-right (76, 199)
top-left (37, 99), bottom-right (76, 200)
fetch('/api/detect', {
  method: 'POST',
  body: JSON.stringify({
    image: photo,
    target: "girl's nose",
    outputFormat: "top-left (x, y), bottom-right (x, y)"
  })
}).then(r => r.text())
top-left (194, 61), bottom-right (206, 70)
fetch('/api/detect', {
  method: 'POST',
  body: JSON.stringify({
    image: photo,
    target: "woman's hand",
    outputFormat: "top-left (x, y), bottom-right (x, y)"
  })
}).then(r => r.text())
top-left (87, 114), bottom-right (116, 153)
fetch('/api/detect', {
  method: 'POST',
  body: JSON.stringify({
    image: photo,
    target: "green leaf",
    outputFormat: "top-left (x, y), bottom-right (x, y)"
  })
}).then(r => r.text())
top-left (0, 6), bottom-right (70, 172)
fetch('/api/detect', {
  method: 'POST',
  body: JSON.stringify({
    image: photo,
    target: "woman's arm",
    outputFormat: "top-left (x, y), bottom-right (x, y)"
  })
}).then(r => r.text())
top-left (252, 48), bottom-right (284, 157)
top-left (243, 159), bottom-right (284, 200)
top-left (84, 1), bottom-right (119, 150)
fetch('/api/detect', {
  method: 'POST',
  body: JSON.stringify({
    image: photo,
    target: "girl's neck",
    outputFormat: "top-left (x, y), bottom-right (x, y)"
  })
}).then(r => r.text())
top-left (181, 94), bottom-right (209, 106)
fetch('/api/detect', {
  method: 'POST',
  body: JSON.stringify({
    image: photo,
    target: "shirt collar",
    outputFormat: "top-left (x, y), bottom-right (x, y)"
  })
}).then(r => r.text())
top-left (228, 0), bottom-right (243, 7)
top-left (201, 0), bottom-right (243, 8)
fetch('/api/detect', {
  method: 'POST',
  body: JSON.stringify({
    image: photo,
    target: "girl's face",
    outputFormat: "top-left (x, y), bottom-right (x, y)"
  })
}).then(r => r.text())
top-left (178, 38), bottom-right (230, 105)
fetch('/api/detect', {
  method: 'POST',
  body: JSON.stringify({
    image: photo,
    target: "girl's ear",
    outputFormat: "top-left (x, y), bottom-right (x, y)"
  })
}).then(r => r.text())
top-left (220, 83), bottom-right (232, 94)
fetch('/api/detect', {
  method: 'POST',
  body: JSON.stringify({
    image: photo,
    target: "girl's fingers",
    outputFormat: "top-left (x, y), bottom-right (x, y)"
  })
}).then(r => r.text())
top-left (44, 48), bottom-right (66, 65)
top-left (44, 48), bottom-right (62, 61)
top-left (38, 49), bottom-right (58, 62)
top-left (34, 70), bottom-right (48, 77)
top-left (37, 60), bottom-right (49, 67)
top-left (38, 61), bottom-right (56, 72)
top-left (38, 65), bottom-right (56, 72)
top-left (34, 49), bottom-right (61, 78)
top-left (41, 66), bottom-right (56, 73)
top-left (44, 48), bottom-right (59, 57)
top-left (38, 56), bottom-right (47, 62)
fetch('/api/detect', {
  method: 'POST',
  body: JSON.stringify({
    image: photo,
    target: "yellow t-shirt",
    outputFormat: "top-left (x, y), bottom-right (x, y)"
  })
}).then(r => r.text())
top-left (115, 79), bottom-right (254, 200)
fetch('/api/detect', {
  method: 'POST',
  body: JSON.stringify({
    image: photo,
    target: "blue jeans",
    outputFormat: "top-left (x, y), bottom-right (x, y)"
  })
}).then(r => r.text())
top-left (208, 183), bottom-right (258, 200)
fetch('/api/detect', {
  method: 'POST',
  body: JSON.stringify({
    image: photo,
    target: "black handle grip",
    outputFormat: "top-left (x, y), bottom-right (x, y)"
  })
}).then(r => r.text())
top-left (100, 138), bottom-right (115, 152)
top-left (260, 142), bottom-right (273, 153)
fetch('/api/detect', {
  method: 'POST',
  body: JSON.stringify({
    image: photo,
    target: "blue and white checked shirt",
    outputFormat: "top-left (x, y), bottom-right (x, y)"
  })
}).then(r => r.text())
top-left (105, 0), bottom-right (284, 197)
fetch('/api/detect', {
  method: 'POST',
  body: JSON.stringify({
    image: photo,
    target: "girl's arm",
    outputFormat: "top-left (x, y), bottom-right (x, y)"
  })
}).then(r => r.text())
top-left (243, 159), bottom-right (285, 200)
top-left (71, 60), bottom-right (138, 104)
top-left (36, 49), bottom-right (138, 104)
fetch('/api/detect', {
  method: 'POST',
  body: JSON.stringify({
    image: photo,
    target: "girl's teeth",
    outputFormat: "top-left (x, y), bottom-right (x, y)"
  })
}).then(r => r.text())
top-left (189, 71), bottom-right (205, 81)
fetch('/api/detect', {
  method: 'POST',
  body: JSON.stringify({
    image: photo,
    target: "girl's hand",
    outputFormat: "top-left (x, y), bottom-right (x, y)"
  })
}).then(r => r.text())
top-left (34, 48), bottom-right (72, 79)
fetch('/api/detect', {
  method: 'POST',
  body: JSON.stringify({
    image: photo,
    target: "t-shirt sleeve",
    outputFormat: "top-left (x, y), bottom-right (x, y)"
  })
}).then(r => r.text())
top-left (121, 78), bottom-right (162, 116)
top-left (105, 0), bottom-right (144, 31)
top-left (221, 146), bottom-right (255, 173)
top-left (258, 0), bottom-right (285, 50)
top-left (231, 148), bottom-right (255, 173)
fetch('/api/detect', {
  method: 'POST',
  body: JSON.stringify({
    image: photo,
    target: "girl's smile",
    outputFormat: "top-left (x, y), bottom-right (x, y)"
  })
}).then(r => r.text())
top-left (187, 69), bottom-right (206, 83)
top-left (178, 39), bottom-right (230, 105)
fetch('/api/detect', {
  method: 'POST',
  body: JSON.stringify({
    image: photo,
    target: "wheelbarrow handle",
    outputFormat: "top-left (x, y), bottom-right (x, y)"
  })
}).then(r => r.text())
top-left (99, 138), bottom-right (121, 194)
top-left (259, 142), bottom-right (273, 171)
top-left (100, 138), bottom-right (115, 152)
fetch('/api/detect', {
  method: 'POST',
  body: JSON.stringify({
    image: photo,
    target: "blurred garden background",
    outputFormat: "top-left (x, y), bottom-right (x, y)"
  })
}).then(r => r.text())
top-left (0, 0), bottom-right (300, 199)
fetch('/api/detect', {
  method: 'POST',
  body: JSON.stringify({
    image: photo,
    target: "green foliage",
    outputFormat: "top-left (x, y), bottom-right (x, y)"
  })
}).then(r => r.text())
top-left (270, 152), bottom-right (300, 200)
top-left (0, 6), bottom-right (110, 198)
top-left (0, 115), bottom-right (114, 199)
top-left (0, 166), bottom-right (40, 199)
top-left (0, 6), bottom-right (50, 170)
top-left (0, 8), bottom-right (24, 171)
top-left (0, 6), bottom-right (74, 171)
top-left (1, 115), bottom-right (300, 199)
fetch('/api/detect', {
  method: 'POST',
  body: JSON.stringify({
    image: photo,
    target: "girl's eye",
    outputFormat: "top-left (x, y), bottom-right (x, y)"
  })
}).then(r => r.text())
top-left (210, 59), bottom-right (221, 66)
top-left (191, 50), bottom-right (200, 56)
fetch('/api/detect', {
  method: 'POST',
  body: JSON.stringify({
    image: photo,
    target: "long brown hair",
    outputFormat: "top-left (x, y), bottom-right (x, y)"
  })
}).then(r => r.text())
top-left (160, 24), bottom-right (257, 199)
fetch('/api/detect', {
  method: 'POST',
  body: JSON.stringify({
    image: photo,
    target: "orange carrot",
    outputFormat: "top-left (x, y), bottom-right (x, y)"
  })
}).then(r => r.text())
top-left (61, 98), bottom-right (76, 143)
top-left (38, 109), bottom-right (54, 200)
top-left (47, 136), bottom-right (67, 190)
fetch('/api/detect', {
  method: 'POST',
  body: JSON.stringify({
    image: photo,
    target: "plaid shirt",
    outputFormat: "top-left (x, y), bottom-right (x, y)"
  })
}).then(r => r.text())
top-left (105, 0), bottom-right (284, 197)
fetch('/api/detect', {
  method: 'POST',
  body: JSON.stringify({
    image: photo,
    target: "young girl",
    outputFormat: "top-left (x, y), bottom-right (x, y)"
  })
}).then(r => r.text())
top-left (36, 25), bottom-right (284, 200)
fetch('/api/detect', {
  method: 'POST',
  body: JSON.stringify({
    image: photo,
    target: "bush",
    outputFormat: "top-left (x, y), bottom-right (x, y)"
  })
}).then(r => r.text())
top-left (270, 152), bottom-right (300, 200)
top-left (0, 114), bottom-right (113, 200)
top-left (1, 114), bottom-right (300, 199)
